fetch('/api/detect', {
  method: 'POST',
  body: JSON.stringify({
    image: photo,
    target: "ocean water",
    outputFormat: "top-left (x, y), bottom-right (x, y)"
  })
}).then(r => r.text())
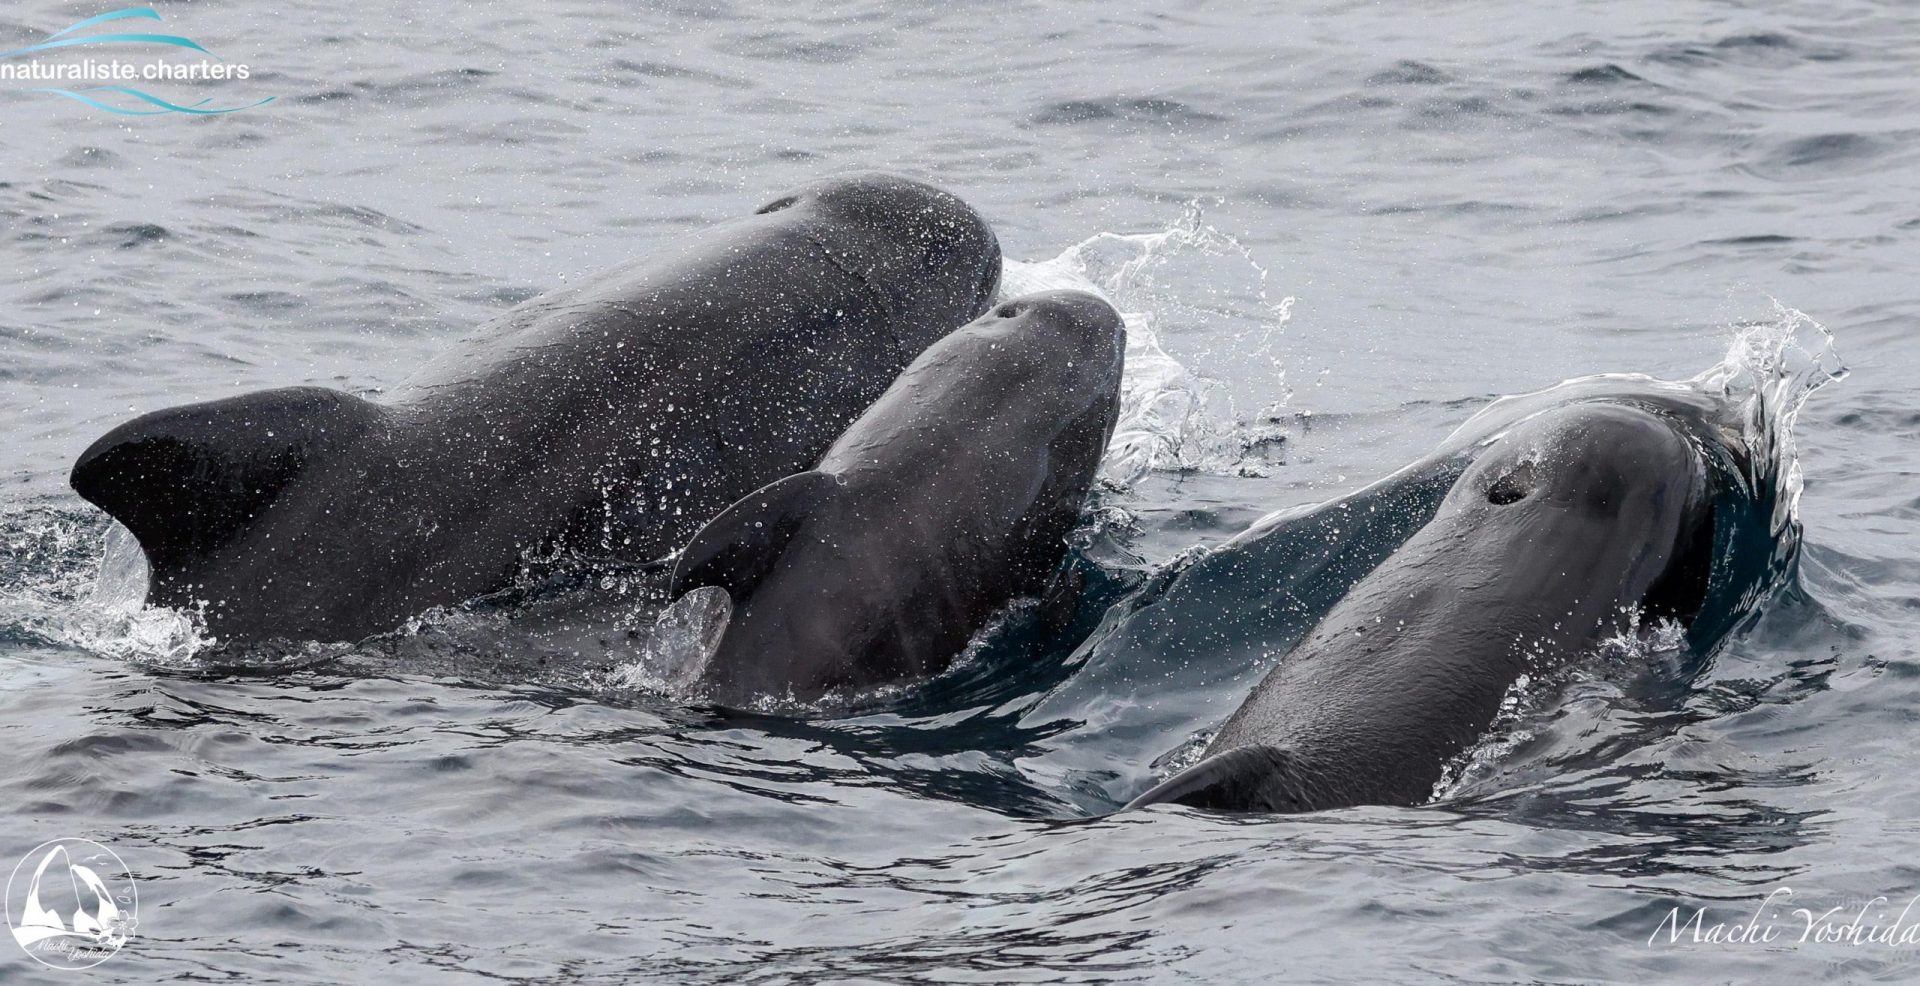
top-left (1, 0), bottom-right (1917, 982)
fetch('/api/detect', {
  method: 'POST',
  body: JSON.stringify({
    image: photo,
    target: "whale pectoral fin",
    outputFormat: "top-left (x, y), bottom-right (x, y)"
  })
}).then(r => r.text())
top-left (70, 386), bottom-right (382, 571)
top-left (669, 470), bottom-right (840, 599)
top-left (1123, 745), bottom-right (1303, 813)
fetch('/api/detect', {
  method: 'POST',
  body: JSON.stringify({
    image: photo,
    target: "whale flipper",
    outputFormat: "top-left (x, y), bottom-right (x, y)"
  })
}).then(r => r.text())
top-left (70, 386), bottom-right (383, 571)
top-left (669, 470), bottom-right (842, 600)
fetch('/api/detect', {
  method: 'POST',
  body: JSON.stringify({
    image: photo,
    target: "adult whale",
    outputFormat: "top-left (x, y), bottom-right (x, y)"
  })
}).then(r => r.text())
top-left (1127, 398), bottom-right (1756, 813)
top-left (71, 173), bottom-right (1002, 644)
top-left (665, 290), bottom-right (1125, 704)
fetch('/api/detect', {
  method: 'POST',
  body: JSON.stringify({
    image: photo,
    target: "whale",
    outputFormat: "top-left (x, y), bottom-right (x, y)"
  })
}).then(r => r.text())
top-left (1126, 397), bottom-right (1765, 813)
top-left (70, 173), bottom-right (1002, 644)
top-left (665, 289), bottom-right (1125, 704)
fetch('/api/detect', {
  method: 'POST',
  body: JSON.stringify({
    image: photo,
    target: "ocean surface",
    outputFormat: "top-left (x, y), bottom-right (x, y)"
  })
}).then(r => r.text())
top-left (1, 0), bottom-right (1917, 982)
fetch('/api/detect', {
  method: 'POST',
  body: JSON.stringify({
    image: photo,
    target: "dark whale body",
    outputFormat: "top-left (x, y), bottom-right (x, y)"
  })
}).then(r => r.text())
top-left (70, 173), bottom-right (1001, 643)
top-left (668, 290), bottom-right (1125, 704)
top-left (1128, 397), bottom-right (1767, 814)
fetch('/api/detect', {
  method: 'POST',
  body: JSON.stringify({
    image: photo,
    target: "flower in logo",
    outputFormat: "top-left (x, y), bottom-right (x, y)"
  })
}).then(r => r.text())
top-left (104, 911), bottom-right (140, 940)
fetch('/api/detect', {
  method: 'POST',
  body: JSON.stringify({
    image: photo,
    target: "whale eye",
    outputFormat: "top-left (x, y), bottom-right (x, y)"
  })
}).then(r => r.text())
top-left (1486, 461), bottom-right (1537, 505)
top-left (756, 195), bottom-right (799, 215)
top-left (995, 302), bottom-right (1024, 318)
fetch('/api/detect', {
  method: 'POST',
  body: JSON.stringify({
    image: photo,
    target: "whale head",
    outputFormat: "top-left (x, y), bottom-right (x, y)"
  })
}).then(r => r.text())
top-left (667, 291), bottom-right (1125, 702)
top-left (753, 171), bottom-right (1003, 346)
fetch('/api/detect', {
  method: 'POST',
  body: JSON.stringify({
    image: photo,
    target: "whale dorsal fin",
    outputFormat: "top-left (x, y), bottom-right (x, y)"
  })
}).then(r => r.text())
top-left (670, 470), bottom-right (840, 600)
top-left (70, 386), bottom-right (383, 570)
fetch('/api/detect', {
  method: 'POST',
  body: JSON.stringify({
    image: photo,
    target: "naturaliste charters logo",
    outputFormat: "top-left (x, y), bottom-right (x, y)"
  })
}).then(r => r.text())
top-left (6, 838), bottom-right (139, 970)
top-left (0, 6), bottom-right (273, 115)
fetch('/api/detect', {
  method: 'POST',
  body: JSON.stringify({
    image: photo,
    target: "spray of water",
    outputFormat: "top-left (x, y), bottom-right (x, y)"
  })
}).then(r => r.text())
top-left (597, 584), bottom-right (729, 698)
top-left (997, 206), bottom-right (1296, 484)
top-left (1692, 299), bottom-right (1847, 548)
top-left (0, 506), bottom-right (210, 663)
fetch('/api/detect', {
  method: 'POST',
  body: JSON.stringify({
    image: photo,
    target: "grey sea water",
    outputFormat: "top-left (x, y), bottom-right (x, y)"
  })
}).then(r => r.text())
top-left (0, 0), bottom-right (1916, 982)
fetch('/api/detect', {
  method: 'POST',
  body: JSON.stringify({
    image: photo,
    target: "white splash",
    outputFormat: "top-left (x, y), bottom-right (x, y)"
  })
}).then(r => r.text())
top-left (0, 510), bottom-right (211, 664)
top-left (998, 205), bottom-right (1296, 484)
top-left (1596, 611), bottom-right (1690, 666)
top-left (600, 585), bottom-right (730, 698)
top-left (1691, 299), bottom-right (1846, 544)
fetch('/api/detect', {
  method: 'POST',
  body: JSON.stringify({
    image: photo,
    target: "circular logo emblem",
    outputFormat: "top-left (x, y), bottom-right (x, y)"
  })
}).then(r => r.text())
top-left (6, 839), bottom-right (138, 970)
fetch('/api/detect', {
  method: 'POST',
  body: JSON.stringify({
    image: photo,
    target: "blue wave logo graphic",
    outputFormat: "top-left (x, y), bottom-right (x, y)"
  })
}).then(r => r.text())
top-left (2, 7), bottom-right (274, 115)
top-left (31, 86), bottom-right (273, 116)
top-left (0, 8), bottom-right (206, 60)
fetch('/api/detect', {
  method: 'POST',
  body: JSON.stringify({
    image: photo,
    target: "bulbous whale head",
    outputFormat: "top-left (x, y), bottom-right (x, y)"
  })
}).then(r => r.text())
top-left (753, 171), bottom-right (1003, 341)
top-left (1128, 400), bottom-right (1721, 814)
top-left (668, 290), bottom-right (1125, 702)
